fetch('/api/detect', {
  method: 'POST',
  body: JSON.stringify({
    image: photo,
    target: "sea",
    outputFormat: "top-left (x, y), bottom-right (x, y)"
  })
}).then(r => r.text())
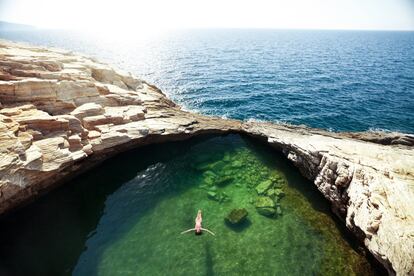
top-left (1, 28), bottom-right (413, 133)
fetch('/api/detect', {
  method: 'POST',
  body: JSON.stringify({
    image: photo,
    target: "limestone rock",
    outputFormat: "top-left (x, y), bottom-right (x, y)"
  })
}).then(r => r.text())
top-left (70, 103), bottom-right (104, 120)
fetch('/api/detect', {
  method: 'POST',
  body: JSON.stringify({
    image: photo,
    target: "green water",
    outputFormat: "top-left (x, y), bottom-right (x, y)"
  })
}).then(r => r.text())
top-left (0, 134), bottom-right (376, 275)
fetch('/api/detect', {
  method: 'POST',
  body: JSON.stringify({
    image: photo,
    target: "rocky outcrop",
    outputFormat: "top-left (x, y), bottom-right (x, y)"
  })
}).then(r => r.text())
top-left (0, 39), bottom-right (241, 214)
top-left (0, 40), bottom-right (413, 275)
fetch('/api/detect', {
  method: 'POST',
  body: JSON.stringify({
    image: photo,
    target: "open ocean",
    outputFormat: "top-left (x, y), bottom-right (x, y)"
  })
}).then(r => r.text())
top-left (1, 29), bottom-right (413, 133)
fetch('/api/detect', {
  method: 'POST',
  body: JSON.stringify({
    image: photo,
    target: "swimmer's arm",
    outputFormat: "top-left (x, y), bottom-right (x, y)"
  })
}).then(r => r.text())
top-left (180, 228), bottom-right (195, 234)
top-left (201, 228), bottom-right (215, 236)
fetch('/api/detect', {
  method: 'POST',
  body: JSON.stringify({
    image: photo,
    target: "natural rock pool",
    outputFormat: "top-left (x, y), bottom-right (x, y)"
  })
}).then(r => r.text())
top-left (0, 134), bottom-right (377, 275)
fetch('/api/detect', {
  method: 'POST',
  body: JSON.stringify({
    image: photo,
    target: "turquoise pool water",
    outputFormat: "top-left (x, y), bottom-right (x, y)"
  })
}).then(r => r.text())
top-left (0, 135), bottom-right (376, 275)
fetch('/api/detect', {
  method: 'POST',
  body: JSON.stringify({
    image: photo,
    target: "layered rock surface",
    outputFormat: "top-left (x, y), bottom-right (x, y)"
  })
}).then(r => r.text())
top-left (0, 40), bottom-right (413, 275)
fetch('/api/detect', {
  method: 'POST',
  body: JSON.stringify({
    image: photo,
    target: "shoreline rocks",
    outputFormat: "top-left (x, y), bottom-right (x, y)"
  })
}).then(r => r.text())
top-left (0, 40), bottom-right (413, 275)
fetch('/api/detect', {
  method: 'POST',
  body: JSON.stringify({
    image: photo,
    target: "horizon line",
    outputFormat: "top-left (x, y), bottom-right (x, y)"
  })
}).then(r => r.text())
top-left (1, 20), bottom-right (414, 32)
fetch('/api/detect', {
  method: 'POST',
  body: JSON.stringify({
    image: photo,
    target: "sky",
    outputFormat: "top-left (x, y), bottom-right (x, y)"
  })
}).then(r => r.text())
top-left (0, 0), bottom-right (414, 32)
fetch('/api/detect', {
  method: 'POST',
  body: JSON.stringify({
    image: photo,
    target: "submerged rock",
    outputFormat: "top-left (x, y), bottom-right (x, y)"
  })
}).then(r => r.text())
top-left (208, 186), bottom-right (218, 192)
top-left (254, 196), bottom-right (276, 217)
top-left (202, 170), bottom-right (218, 186)
top-left (207, 191), bottom-right (230, 203)
top-left (225, 208), bottom-right (248, 225)
top-left (231, 160), bottom-right (244, 168)
top-left (256, 207), bottom-right (276, 217)
top-left (207, 191), bottom-right (218, 200)
top-left (255, 180), bottom-right (273, 195)
top-left (209, 160), bottom-right (227, 172)
top-left (274, 188), bottom-right (285, 199)
top-left (266, 189), bottom-right (279, 202)
top-left (270, 175), bottom-right (285, 188)
top-left (276, 205), bottom-right (283, 216)
top-left (219, 192), bottom-right (230, 203)
top-left (216, 176), bottom-right (234, 187)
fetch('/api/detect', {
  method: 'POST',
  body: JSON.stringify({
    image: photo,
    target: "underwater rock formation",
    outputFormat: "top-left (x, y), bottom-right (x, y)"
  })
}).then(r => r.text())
top-left (0, 40), bottom-right (413, 275)
top-left (254, 196), bottom-right (277, 217)
top-left (225, 208), bottom-right (248, 225)
top-left (254, 178), bottom-right (285, 217)
top-left (255, 180), bottom-right (274, 195)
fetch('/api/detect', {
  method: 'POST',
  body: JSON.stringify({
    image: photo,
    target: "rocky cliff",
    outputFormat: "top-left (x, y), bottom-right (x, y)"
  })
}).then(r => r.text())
top-left (0, 40), bottom-right (413, 275)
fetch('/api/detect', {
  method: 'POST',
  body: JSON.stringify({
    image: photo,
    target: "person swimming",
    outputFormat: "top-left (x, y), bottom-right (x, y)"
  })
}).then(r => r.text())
top-left (181, 210), bottom-right (215, 236)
